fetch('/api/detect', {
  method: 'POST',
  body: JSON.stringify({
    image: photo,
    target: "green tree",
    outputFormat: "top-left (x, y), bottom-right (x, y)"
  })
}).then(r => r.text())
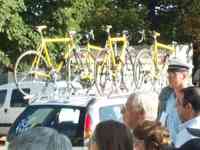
top-left (85, 0), bottom-right (149, 44)
top-left (0, 0), bottom-right (95, 70)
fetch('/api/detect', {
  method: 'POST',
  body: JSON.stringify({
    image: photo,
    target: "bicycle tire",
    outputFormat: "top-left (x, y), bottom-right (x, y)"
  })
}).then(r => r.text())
top-left (78, 48), bottom-right (96, 89)
top-left (133, 49), bottom-right (154, 89)
top-left (120, 47), bottom-right (135, 92)
top-left (94, 49), bottom-right (114, 96)
top-left (14, 50), bottom-right (49, 96)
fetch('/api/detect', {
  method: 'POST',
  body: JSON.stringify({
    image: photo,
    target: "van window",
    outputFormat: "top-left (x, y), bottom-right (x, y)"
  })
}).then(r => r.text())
top-left (0, 90), bottom-right (7, 107)
top-left (100, 104), bottom-right (123, 122)
top-left (8, 105), bottom-right (86, 146)
top-left (10, 89), bottom-right (30, 107)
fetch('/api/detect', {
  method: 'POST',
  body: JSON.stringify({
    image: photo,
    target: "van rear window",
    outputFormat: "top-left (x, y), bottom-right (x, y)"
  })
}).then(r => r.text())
top-left (8, 105), bottom-right (86, 146)
top-left (99, 104), bottom-right (123, 122)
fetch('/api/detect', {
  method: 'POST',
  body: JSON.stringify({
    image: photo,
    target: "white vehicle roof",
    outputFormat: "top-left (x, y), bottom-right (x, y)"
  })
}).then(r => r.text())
top-left (30, 94), bottom-right (129, 108)
top-left (0, 81), bottom-right (49, 89)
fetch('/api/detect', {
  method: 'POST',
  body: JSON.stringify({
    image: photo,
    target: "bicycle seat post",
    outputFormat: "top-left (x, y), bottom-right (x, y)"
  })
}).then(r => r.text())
top-left (172, 41), bottom-right (178, 56)
top-left (68, 31), bottom-right (76, 39)
top-left (153, 31), bottom-right (157, 42)
top-left (89, 29), bottom-right (95, 40)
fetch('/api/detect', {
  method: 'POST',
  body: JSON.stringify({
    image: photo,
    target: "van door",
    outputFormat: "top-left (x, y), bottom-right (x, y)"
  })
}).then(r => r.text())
top-left (0, 89), bottom-right (8, 135)
top-left (4, 88), bottom-right (30, 129)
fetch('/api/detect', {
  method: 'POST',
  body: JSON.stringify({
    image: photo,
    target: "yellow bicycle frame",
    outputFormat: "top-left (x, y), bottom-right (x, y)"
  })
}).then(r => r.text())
top-left (152, 31), bottom-right (176, 77)
top-left (32, 35), bottom-right (76, 79)
top-left (105, 33), bottom-right (128, 77)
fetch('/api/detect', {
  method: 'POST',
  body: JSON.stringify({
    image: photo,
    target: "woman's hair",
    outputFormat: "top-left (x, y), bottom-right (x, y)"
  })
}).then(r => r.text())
top-left (93, 120), bottom-right (133, 150)
top-left (133, 120), bottom-right (172, 150)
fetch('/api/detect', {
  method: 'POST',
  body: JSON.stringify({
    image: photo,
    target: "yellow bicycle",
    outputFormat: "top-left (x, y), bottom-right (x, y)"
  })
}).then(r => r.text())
top-left (94, 25), bottom-right (134, 96)
top-left (134, 31), bottom-right (176, 91)
top-left (77, 30), bottom-right (104, 90)
top-left (14, 26), bottom-right (83, 96)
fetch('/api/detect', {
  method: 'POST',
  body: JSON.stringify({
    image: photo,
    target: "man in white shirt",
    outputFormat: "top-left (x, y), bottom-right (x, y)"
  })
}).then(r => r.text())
top-left (175, 86), bottom-right (200, 149)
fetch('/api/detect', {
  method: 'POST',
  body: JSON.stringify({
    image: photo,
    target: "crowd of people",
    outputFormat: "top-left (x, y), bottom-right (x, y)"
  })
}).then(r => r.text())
top-left (7, 57), bottom-right (200, 150)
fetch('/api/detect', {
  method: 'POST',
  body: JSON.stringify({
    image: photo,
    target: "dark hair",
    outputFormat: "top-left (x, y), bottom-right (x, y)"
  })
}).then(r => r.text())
top-left (94, 120), bottom-right (133, 150)
top-left (134, 121), bottom-right (172, 150)
top-left (181, 86), bottom-right (200, 112)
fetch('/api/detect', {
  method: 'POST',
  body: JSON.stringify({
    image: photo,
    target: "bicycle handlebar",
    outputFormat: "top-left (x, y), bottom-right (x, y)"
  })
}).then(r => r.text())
top-left (137, 29), bottom-right (145, 43)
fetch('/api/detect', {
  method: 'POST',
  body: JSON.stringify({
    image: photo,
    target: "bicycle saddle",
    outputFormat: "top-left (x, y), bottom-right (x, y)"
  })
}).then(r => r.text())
top-left (122, 30), bottom-right (129, 37)
top-left (153, 31), bottom-right (160, 37)
top-left (106, 25), bottom-right (112, 33)
top-left (35, 25), bottom-right (47, 33)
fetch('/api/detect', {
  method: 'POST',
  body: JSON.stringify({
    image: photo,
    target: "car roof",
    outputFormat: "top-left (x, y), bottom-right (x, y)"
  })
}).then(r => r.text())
top-left (0, 81), bottom-right (48, 89)
top-left (30, 94), bottom-right (129, 108)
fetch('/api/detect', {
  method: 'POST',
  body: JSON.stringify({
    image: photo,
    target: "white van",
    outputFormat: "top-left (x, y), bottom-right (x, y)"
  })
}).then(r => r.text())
top-left (7, 94), bottom-right (128, 149)
top-left (0, 81), bottom-right (53, 136)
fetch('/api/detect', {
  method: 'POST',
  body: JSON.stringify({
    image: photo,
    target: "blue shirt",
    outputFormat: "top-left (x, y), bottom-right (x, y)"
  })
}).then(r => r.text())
top-left (175, 115), bottom-right (200, 148)
top-left (161, 92), bottom-right (181, 142)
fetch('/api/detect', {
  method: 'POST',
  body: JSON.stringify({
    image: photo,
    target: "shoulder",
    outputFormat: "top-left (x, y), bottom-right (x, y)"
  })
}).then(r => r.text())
top-left (159, 86), bottom-right (174, 102)
top-left (177, 138), bottom-right (200, 150)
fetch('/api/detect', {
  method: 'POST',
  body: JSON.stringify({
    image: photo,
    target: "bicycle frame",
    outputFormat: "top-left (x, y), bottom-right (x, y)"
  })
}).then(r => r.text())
top-left (86, 43), bottom-right (104, 62)
top-left (84, 27), bottom-right (128, 74)
top-left (103, 30), bottom-right (128, 79)
top-left (32, 35), bottom-right (76, 77)
top-left (107, 34), bottom-right (128, 68)
top-left (152, 31), bottom-right (176, 76)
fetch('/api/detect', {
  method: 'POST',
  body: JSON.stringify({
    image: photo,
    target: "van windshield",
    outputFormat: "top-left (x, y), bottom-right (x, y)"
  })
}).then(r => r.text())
top-left (8, 105), bottom-right (86, 146)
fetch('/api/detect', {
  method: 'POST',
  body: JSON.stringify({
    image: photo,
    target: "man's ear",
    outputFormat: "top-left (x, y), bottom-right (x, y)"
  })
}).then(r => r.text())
top-left (182, 71), bottom-right (188, 80)
top-left (185, 103), bottom-right (193, 113)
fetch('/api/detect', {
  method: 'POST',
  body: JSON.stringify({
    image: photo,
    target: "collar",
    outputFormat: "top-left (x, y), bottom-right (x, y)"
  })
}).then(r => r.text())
top-left (180, 115), bottom-right (200, 130)
top-left (175, 115), bottom-right (200, 148)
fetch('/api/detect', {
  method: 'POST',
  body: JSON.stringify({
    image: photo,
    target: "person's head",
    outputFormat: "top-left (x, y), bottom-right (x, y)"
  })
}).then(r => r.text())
top-left (123, 91), bottom-right (158, 129)
top-left (90, 120), bottom-right (133, 150)
top-left (167, 57), bottom-right (190, 89)
top-left (176, 86), bottom-right (200, 122)
top-left (8, 127), bottom-right (72, 150)
top-left (133, 120), bottom-right (171, 150)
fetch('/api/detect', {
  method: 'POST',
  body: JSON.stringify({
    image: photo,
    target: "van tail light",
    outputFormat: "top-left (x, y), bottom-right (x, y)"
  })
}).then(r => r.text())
top-left (0, 136), bottom-right (6, 146)
top-left (84, 113), bottom-right (92, 139)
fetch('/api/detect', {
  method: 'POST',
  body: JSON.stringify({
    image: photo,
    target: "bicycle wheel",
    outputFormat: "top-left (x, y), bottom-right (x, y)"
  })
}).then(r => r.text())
top-left (119, 47), bottom-right (135, 92)
top-left (65, 49), bottom-right (83, 78)
top-left (152, 59), bottom-right (169, 93)
top-left (14, 51), bottom-right (49, 96)
top-left (95, 49), bottom-right (114, 96)
top-left (133, 49), bottom-right (154, 89)
top-left (78, 48), bottom-right (96, 90)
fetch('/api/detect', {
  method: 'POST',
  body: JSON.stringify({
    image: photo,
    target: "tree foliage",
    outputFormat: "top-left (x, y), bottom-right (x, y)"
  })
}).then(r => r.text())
top-left (0, 0), bottom-right (200, 70)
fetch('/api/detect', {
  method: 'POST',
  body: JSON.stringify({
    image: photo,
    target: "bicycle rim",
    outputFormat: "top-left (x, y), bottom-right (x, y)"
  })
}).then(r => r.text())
top-left (95, 51), bottom-right (114, 96)
top-left (14, 51), bottom-right (49, 96)
top-left (79, 48), bottom-right (95, 90)
top-left (120, 48), bottom-right (135, 92)
top-left (134, 49), bottom-right (154, 89)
